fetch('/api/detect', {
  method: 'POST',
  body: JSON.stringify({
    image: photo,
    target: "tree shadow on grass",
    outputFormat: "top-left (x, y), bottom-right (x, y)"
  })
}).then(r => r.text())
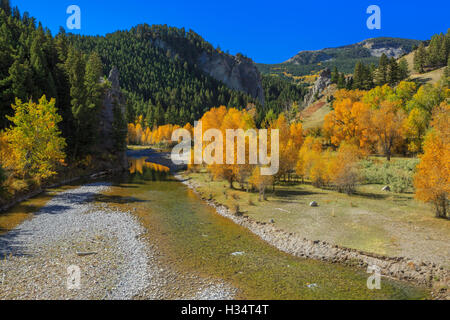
top-left (353, 191), bottom-right (389, 200)
top-left (273, 189), bottom-right (319, 199)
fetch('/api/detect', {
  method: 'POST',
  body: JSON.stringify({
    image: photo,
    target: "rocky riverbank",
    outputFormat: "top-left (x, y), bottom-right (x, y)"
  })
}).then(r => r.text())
top-left (0, 183), bottom-right (154, 299)
top-left (176, 174), bottom-right (449, 300)
top-left (0, 181), bottom-right (237, 300)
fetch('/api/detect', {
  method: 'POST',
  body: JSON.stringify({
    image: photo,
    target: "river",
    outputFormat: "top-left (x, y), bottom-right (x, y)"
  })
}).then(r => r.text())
top-left (102, 156), bottom-right (429, 299)
top-left (0, 155), bottom-right (430, 299)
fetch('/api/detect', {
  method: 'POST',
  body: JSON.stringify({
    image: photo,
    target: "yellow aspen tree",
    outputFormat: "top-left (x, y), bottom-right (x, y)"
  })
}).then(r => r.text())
top-left (5, 96), bottom-right (66, 182)
top-left (414, 102), bottom-right (449, 218)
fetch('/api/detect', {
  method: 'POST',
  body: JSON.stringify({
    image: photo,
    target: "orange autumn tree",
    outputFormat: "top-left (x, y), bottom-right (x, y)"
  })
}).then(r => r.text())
top-left (368, 100), bottom-right (407, 161)
top-left (269, 114), bottom-right (304, 184)
top-left (270, 114), bottom-right (290, 182)
top-left (295, 136), bottom-right (328, 186)
top-left (198, 106), bottom-right (228, 179)
top-left (127, 123), bottom-right (136, 144)
top-left (200, 106), bottom-right (228, 133)
top-left (207, 108), bottom-right (256, 189)
top-left (324, 97), bottom-right (372, 149)
top-left (183, 123), bottom-right (194, 136)
top-left (328, 143), bottom-right (361, 194)
top-left (414, 102), bottom-right (450, 218)
top-left (128, 121), bottom-right (183, 146)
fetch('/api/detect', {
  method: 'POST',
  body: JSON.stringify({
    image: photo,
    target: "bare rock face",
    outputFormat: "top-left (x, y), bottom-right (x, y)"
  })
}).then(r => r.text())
top-left (198, 52), bottom-right (265, 105)
top-left (98, 67), bottom-right (128, 169)
top-left (303, 68), bottom-right (332, 106)
top-left (361, 39), bottom-right (407, 58)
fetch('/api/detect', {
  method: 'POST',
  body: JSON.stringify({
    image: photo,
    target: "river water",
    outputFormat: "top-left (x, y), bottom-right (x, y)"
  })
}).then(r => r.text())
top-left (0, 155), bottom-right (430, 299)
top-left (102, 156), bottom-right (429, 300)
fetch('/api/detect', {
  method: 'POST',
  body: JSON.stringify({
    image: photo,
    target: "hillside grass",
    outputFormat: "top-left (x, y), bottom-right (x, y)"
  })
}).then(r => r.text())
top-left (410, 67), bottom-right (445, 85)
top-left (300, 85), bottom-right (336, 129)
top-left (301, 103), bottom-right (332, 130)
top-left (401, 49), bottom-right (444, 85)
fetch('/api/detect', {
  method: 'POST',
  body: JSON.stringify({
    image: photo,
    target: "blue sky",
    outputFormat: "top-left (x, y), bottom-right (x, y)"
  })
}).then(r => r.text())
top-left (12, 0), bottom-right (450, 64)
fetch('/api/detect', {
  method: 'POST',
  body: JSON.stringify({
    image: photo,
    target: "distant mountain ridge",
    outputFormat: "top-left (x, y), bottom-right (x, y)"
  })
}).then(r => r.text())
top-left (285, 37), bottom-right (422, 64)
top-left (258, 37), bottom-right (423, 79)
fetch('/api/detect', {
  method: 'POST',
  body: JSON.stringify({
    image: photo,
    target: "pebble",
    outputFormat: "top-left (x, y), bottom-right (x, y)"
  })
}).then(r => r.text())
top-left (0, 182), bottom-right (236, 300)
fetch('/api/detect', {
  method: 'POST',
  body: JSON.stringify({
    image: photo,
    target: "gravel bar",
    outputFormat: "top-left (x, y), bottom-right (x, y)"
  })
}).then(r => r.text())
top-left (0, 182), bottom-right (236, 300)
top-left (0, 183), bottom-right (156, 300)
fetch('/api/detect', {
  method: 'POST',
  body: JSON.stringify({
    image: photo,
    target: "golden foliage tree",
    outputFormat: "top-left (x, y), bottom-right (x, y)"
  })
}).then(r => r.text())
top-left (328, 143), bottom-right (360, 194)
top-left (369, 100), bottom-right (406, 161)
top-left (269, 114), bottom-right (304, 183)
top-left (5, 96), bottom-right (66, 182)
top-left (324, 98), bottom-right (372, 149)
top-left (249, 166), bottom-right (274, 201)
top-left (208, 108), bottom-right (255, 189)
top-left (403, 107), bottom-right (429, 154)
top-left (414, 102), bottom-right (450, 218)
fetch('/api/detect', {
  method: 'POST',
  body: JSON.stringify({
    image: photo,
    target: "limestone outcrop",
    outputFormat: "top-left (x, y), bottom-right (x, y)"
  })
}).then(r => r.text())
top-left (98, 67), bottom-right (128, 169)
top-left (303, 68), bottom-right (332, 106)
top-left (197, 52), bottom-right (265, 105)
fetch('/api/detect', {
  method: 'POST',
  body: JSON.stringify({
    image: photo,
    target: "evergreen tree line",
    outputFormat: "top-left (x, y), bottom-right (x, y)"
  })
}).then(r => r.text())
top-left (69, 24), bottom-right (306, 129)
top-left (69, 24), bottom-right (260, 128)
top-left (414, 30), bottom-right (450, 73)
top-left (0, 1), bottom-right (119, 160)
top-left (260, 75), bottom-right (307, 124)
top-left (331, 53), bottom-right (410, 90)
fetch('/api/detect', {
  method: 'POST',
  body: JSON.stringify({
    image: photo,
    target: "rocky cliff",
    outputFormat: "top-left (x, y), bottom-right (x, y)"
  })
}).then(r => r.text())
top-left (98, 67), bottom-right (128, 169)
top-left (303, 68), bottom-right (332, 106)
top-left (197, 52), bottom-right (265, 105)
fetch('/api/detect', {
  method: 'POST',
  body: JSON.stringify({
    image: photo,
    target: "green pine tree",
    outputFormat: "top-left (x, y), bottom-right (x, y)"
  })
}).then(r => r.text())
top-left (0, 0), bottom-right (11, 15)
top-left (387, 57), bottom-right (400, 86)
top-left (337, 72), bottom-right (346, 89)
top-left (352, 61), bottom-right (364, 89)
top-left (331, 66), bottom-right (339, 84)
top-left (414, 43), bottom-right (427, 73)
top-left (398, 58), bottom-right (410, 80)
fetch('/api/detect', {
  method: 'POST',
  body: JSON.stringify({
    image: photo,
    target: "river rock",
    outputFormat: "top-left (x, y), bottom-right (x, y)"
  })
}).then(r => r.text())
top-left (310, 201), bottom-right (318, 207)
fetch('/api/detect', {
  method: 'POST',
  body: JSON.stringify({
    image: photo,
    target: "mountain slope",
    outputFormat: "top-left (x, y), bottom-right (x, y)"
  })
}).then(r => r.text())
top-left (70, 24), bottom-right (264, 126)
top-left (401, 47), bottom-right (446, 85)
top-left (258, 37), bottom-right (422, 80)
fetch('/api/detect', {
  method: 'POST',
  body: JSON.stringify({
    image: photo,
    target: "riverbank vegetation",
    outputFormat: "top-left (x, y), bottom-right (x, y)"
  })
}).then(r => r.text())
top-left (131, 74), bottom-right (449, 219)
top-left (0, 2), bottom-right (127, 206)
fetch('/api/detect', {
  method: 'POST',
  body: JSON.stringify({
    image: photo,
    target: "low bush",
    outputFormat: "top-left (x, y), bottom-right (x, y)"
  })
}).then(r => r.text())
top-left (360, 158), bottom-right (419, 192)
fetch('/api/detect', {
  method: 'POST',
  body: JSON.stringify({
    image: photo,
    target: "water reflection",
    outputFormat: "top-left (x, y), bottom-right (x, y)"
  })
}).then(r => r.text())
top-left (128, 157), bottom-right (170, 181)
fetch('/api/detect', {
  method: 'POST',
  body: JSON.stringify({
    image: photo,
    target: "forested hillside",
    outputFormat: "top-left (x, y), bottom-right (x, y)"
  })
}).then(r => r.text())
top-left (69, 25), bottom-right (259, 127)
top-left (0, 1), bottom-right (127, 205)
top-left (69, 24), bottom-right (306, 127)
top-left (0, 2), bottom-right (116, 159)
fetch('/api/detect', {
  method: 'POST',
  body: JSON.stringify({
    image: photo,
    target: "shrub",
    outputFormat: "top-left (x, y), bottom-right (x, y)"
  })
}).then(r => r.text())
top-left (330, 143), bottom-right (360, 194)
top-left (232, 204), bottom-right (242, 216)
top-left (360, 158), bottom-right (419, 192)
